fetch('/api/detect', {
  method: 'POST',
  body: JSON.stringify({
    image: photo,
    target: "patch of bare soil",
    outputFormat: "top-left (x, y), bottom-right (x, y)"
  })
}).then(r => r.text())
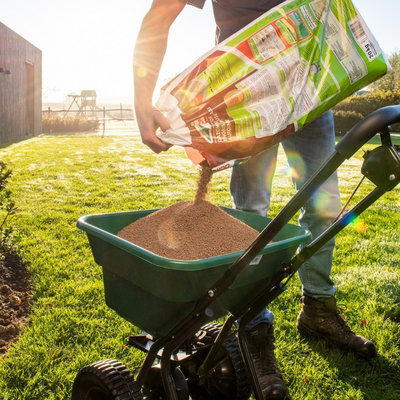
top-left (0, 253), bottom-right (32, 357)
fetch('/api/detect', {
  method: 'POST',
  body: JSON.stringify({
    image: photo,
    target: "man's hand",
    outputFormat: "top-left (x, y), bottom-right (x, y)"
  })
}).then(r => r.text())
top-left (135, 105), bottom-right (173, 153)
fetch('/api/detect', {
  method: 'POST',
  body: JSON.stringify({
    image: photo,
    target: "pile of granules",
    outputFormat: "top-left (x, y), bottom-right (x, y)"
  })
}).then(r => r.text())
top-left (117, 161), bottom-right (259, 260)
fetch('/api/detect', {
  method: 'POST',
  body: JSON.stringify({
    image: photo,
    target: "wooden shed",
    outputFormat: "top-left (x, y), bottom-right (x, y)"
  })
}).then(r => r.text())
top-left (0, 21), bottom-right (42, 144)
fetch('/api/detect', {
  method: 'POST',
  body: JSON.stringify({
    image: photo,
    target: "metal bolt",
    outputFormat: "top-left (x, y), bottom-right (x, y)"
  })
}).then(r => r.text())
top-left (297, 254), bottom-right (305, 262)
top-left (389, 174), bottom-right (396, 181)
top-left (208, 290), bottom-right (214, 297)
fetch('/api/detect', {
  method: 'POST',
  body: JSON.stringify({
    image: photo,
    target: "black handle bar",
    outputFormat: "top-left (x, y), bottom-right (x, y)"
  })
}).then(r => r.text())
top-left (335, 105), bottom-right (400, 159)
top-left (159, 105), bottom-right (400, 348)
top-left (192, 105), bottom-right (400, 312)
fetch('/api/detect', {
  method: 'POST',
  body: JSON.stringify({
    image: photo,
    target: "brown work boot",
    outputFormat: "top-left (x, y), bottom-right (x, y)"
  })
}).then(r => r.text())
top-left (297, 295), bottom-right (377, 358)
top-left (245, 323), bottom-right (289, 399)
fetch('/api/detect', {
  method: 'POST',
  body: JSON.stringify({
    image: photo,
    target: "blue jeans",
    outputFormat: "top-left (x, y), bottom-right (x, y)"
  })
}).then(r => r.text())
top-left (230, 111), bottom-right (341, 328)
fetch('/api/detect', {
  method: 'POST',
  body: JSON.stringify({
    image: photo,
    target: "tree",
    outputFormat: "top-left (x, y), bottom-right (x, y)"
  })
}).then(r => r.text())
top-left (369, 51), bottom-right (400, 92)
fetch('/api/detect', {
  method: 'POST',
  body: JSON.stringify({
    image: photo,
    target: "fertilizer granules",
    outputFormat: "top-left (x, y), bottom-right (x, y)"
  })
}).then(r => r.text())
top-left (117, 162), bottom-right (259, 260)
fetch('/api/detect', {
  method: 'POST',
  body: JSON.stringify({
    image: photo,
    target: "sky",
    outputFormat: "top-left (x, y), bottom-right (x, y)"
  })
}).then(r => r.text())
top-left (1, 0), bottom-right (399, 104)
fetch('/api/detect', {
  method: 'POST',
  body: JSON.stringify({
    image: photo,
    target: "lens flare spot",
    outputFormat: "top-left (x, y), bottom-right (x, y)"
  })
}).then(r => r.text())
top-left (263, 161), bottom-right (276, 188)
top-left (283, 166), bottom-right (300, 180)
top-left (314, 192), bottom-right (338, 219)
top-left (136, 67), bottom-right (147, 78)
top-left (157, 219), bottom-right (179, 249)
top-left (354, 218), bottom-right (367, 234)
top-left (236, 138), bottom-right (254, 153)
top-left (284, 152), bottom-right (305, 181)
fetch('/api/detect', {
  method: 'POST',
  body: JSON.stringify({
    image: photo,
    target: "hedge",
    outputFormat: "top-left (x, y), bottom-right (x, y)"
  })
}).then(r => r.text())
top-left (333, 91), bottom-right (400, 135)
top-left (42, 116), bottom-right (100, 133)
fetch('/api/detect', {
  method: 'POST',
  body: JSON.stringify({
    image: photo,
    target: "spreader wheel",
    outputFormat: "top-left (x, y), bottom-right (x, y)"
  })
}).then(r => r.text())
top-left (183, 323), bottom-right (251, 400)
top-left (71, 359), bottom-right (143, 400)
top-left (141, 364), bottom-right (189, 400)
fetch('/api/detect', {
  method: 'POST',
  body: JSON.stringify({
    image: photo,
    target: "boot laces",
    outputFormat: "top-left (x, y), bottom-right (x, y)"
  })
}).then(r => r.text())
top-left (247, 327), bottom-right (280, 377)
top-left (327, 303), bottom-right (354, 338)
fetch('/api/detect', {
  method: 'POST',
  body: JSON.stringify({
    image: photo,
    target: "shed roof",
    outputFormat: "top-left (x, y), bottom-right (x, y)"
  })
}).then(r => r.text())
top-left (81, 90), bottom-right (97, 97)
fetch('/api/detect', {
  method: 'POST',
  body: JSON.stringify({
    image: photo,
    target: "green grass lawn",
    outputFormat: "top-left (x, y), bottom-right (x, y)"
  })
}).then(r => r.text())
top-left (0, 131), bottom-right (399, 399)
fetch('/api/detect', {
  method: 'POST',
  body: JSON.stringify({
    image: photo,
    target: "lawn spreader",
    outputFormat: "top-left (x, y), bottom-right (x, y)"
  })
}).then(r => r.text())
top-left (71, 105), bottom-right (400, 400)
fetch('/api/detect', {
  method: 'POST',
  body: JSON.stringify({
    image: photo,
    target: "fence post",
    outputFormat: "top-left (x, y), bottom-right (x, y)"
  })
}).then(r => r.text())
top-left (103, 107), bottom-right (106, 137)
top-left (48, 107), bottom-right (51, 117)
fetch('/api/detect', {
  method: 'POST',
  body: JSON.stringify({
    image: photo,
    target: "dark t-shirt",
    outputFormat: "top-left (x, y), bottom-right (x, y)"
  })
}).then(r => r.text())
top-left (188, 0), bottom-right (285, 42)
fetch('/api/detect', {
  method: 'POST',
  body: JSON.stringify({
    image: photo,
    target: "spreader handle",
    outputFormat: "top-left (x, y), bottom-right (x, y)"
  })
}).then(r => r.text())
top-left (335, 105), bottom-right (400, 159)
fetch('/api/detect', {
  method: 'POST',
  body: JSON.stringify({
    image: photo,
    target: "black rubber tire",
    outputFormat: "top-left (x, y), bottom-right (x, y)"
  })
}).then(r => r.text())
top-left (71, 359), bottom-right (143, 400)
top-left (182, 323), bottom-right (251, 400)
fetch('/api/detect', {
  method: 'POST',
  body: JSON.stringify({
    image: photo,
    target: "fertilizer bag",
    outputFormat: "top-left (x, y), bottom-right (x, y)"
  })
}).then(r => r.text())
top-left (156, 0), bottom-right (391, 171)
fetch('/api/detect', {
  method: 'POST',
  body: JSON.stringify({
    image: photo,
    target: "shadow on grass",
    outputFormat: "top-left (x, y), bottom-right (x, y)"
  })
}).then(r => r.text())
top-left (298, 335), bottom-right (400, 399)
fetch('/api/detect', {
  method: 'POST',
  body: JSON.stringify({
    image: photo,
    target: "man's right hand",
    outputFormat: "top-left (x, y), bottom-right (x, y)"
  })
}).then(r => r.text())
top-left (135, 105), bottom-right (173, 153)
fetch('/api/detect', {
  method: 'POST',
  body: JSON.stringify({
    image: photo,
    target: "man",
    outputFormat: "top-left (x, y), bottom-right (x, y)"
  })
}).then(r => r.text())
top-left (133, 1), bottom-right (377, 399)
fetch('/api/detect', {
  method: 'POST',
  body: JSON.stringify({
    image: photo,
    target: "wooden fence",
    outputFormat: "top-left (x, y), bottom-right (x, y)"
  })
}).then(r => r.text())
top-left (42, 106), bottom-right (135, 135)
